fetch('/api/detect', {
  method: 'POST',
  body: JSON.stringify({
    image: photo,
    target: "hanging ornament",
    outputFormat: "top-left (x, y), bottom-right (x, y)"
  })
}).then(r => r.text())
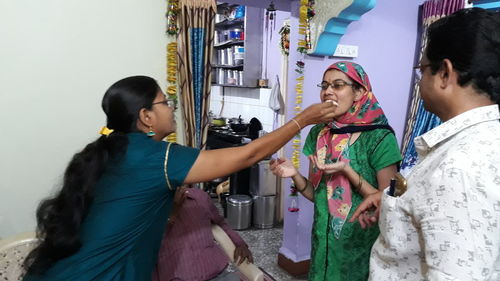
top-left (165, 42), bottom-right (178, 143)
top-left (288, 185), bottom-right (300, 212)
top-left (261, 1), bottom-right (277, 85)
top-left (265, 1), bottom-right (277, 36)
top-left (278, 21), bottom-right (290, 56)
top-left (290, 0), bottom-right (314, 169)
top-left (166, 0), bottom-right (179, 35)
top-left (297, 0), bottom-right (315, 53)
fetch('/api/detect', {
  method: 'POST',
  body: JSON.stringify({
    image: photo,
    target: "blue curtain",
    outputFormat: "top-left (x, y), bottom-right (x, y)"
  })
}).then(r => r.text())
top-left (191, 28), bottom-right (205, 147)
top-left (401, 100), bottom-right (441, 169)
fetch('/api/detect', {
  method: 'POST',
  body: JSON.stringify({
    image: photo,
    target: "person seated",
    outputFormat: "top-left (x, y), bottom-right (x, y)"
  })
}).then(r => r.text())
top-left (153, 187), bottom-right (253, 281)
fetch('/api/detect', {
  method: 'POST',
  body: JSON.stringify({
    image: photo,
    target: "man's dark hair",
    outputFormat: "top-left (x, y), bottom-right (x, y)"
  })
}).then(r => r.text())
top-left (426, 7), bottom-right (500, 105)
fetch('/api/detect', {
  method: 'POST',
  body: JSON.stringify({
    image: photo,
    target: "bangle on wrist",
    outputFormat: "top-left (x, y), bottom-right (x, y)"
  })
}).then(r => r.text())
top-left (297, 176), bottom-right (310, 192)
top-left (290, 118), bottom-right (301, 130)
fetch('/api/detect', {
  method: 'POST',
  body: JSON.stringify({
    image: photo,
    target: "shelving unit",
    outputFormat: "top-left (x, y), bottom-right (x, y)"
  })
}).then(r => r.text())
top-left (212, 4), bottom-right (263, 88)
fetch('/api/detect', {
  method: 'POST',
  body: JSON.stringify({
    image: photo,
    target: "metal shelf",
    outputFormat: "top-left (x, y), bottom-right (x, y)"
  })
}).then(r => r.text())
top-left (212, 84), bottom-right (261, 89)
top-left (214, 39), bottom-right (244, 49)
top-left (213, 5), bottom-right (263, 88)
top-left (215, 17), bottom-right (244, 29)
top-left (212, 64), bottom-right (244, 69)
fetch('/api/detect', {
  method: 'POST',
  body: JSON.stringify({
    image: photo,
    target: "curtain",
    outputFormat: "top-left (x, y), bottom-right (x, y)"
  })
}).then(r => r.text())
top-left (400, 0), bottom-right (465, 170)
top-left (178, 0), bottom-right (216, 148)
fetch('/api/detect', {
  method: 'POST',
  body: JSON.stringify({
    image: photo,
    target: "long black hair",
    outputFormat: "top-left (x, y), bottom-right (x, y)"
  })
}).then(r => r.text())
top-left (24, 76), bottom-right (160, 275)
top-left (426, 8), bottom-right (500, 105)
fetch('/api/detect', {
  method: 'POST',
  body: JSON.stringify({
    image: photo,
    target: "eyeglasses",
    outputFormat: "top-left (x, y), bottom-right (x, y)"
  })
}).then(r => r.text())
top-left (413, 63), bottom-right (432, 81)
top-left (317, 80), bottom-right (353, 91)
top-left (152, 99), bottom-right (177, 110)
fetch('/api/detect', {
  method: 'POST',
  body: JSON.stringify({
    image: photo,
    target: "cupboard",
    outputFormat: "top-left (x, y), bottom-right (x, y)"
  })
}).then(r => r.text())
top-left (213, 3), bottom-right (263, 88)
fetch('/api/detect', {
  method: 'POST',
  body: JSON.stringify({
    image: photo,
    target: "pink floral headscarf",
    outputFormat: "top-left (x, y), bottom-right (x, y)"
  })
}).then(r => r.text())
top-left (310, 61), bottom-right (388, 238)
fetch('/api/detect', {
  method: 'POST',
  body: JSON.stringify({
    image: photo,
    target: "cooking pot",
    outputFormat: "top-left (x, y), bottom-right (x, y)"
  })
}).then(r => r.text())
top-left (230, 123), bottom-right (249, 132)
top-left (211, 176), bottom-right (228, 184)
top-left (212, 118), bottom-right (226, 126)
top-left (228, 115), bottom-right (248, 132)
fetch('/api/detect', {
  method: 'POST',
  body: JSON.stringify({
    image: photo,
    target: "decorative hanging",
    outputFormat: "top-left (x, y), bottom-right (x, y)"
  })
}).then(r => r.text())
top-left (278, 21), bottom-right (290, 56)
top-left (290, 0), bottom-right (314, 170)
top-left (291, 60), bottom-right (304, 169)
top-left (288, 185), bottom-right (300, 212)
top-left (297, 0), bottom-right (315, 54)
top-left (166, 0), bottom-right (180, 35)
top-left (166, 41), bottom-right (178, 143)
top-left (265, 1), bottom-right (277, 36)
top-left (262, 1), bottom-right (277, 84)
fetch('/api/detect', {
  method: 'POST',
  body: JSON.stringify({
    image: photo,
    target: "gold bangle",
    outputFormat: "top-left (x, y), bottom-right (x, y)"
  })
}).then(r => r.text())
top-left (290, 118), bottom-right (301, 130)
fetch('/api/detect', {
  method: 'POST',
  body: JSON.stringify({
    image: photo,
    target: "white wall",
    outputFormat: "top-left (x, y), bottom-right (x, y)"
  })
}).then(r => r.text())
top-left (210, 86), bottom-right (276, 132)
top-left (0, 0), bottom-right (168, 238)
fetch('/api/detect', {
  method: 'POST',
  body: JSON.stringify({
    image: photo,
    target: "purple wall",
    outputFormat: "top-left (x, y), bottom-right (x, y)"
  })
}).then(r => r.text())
top-left (280, 0), bottom-right (424, 262)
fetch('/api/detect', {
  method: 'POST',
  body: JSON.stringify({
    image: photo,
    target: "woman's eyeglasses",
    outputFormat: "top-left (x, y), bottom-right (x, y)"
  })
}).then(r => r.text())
top-left (152, 99), bottom-right (177, 110)
top-left (317, 80), bottom-right (353, 91)
top-left (413, 63), bottom-right (432, 81)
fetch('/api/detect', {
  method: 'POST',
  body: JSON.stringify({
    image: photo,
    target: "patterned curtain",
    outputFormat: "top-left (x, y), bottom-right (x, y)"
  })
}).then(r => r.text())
top-left (400, 0), bottom-right (465, 170)
top-left (178, 0), bottom-right (216, 148)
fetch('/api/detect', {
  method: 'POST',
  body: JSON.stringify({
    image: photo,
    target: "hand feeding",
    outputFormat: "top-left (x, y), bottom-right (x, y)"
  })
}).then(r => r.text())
top-left (327, 100), bottom-right (339, 106)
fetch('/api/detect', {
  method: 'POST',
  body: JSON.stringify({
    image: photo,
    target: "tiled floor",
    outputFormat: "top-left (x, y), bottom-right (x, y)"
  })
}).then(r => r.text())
top-left (213, 198), bottom-right (307, 281)
top-left (235, 226), bottom-right (307, 281)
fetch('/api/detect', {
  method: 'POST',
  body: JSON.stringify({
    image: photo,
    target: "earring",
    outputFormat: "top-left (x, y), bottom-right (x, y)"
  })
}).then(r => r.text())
top-left (147, 126), bottom-right (156, 137)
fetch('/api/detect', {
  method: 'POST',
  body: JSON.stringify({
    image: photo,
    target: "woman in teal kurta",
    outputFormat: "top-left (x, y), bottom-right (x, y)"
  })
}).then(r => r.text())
top-left (23, 76), bottom-right (338, 280)
top-left (270, 62), bottom-right (401, 281)
top-left (26, 133), bottom-right (199, 281)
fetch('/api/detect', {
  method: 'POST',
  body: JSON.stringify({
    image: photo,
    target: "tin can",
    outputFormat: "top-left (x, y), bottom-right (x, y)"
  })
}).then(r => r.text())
top-left (217, 69), bottom-right (224, 84)
top-left (226, 48), bottom-right (234, 65)
top-left (218, 50), bottom-right (226, 65)
top-left (234, 47), bottom-right (244, 65)
top-left (222, 30), bottom-right (229, 41)
top-left (238, 71), bottom-right (243, 85)
top-left (229, 28), bottom-right (242, 40)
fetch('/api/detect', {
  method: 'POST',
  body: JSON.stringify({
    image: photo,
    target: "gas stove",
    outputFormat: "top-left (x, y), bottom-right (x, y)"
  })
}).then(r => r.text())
top-left (207, 126), bottom-right (249, 148)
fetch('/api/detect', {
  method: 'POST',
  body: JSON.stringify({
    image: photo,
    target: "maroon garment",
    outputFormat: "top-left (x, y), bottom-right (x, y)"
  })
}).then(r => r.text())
top-left (153, 188), bottom-right (246, 281)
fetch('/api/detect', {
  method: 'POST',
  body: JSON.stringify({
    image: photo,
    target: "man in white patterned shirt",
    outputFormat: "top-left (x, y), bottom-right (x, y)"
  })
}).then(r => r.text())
top-left (351, 8), bottom-right (500, 281)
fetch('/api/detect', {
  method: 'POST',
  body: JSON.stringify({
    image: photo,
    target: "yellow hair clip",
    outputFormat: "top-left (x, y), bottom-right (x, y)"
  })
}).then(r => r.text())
top-left (99, 126), bottom-right (114, 136)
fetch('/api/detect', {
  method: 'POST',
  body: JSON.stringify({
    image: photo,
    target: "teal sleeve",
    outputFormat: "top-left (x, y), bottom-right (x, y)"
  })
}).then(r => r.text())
top-left (368, 132), bottom-right (402, 171)
top-left (165, 143), bottom-right (200, 190)
top-left (303, 124), bottom-right (325, 156)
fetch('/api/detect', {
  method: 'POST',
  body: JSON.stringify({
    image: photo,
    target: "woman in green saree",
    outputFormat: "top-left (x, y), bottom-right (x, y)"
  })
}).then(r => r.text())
top-left (22, 76), bottom-right (337, 281)
top-left (271, 62), bottom-right (401, 281)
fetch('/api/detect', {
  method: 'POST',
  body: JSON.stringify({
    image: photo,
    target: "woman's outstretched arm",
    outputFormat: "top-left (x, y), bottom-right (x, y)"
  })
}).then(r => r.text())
top-left (183, 101), bottom-right (337, 184)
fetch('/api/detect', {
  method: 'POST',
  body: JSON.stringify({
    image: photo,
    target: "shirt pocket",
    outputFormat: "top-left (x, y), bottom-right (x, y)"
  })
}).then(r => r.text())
top-left (378, 188), bottom-right (414, 251)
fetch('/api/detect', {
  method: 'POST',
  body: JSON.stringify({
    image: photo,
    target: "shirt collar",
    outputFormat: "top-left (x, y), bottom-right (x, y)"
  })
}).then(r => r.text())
top-left (415, 104), bottom-right (499, 156)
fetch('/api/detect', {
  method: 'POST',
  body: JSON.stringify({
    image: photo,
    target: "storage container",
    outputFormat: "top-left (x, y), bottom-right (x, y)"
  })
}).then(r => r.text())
top-left (227, 195), bottom-right (253, 230)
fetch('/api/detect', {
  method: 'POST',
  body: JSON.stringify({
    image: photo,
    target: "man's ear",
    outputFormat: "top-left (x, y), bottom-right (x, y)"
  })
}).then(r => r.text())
top-left (438, 59), bottom-right (455, 89)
